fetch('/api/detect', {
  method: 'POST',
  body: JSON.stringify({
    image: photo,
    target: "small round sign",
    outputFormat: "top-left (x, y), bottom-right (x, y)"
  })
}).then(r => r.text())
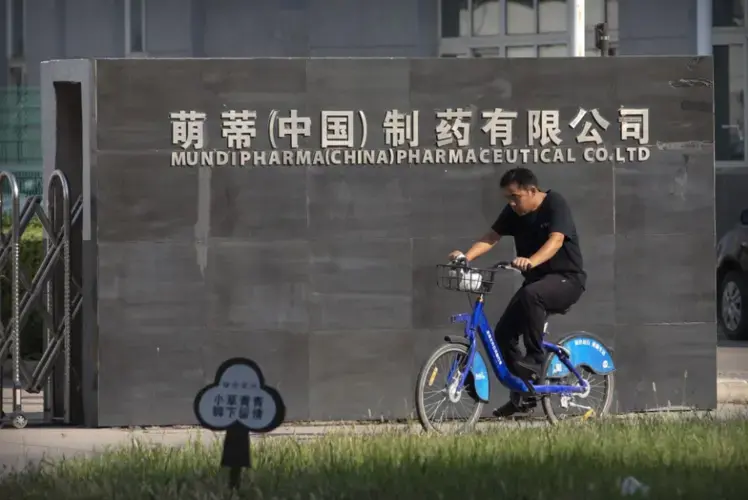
top-left (193, 357), bottom-right (285, 489)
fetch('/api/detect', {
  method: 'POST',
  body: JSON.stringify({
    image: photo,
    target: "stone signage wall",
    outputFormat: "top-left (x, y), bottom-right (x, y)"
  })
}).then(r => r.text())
top-left (41, 56), bottom-right (716, 427)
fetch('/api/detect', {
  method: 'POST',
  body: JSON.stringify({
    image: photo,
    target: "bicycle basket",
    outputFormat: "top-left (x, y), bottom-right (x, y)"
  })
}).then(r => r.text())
top-left (436, 264), bottom-right (498, 294)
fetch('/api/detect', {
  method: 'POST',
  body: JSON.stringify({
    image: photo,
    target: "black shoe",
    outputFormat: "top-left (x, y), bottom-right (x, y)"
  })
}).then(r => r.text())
top-left (492, 396), bottom-right (537, 418)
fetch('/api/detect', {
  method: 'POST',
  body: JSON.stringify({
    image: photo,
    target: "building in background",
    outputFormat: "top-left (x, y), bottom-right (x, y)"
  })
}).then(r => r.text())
top-left (0, 0), bottom-right (744, 230)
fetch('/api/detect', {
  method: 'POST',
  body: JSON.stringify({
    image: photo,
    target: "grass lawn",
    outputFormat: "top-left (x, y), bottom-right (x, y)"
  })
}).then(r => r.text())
top-left (1, 416), bottom-right (747, 499)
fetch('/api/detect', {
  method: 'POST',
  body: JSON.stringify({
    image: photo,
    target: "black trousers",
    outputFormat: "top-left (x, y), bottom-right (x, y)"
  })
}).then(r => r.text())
top-left (494, 273), bottom-right (584, 373)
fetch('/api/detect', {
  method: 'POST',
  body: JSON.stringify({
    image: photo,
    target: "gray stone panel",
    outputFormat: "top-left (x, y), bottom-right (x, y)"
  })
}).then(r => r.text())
top-left (308, 329), bottom-right (416, 420)
top-left (44, 57), bottom-right (717, 426)
top-left (309, 237), bottom-right (412, 295)
top-left (409, 165), bottom-right (506, 240)
top-left (95, 153), bottom-right (200, 242)
top-left (530, 164), bottom-right (615, 236)
top-left (553, 234), bottom-right (616, 327)
top-left (305, 58), bottom-right (410, 151)
top-left (614, 233), bottom-right (716, 324)
top-left (204, 239), bottom-right (311, 333)
top-left (96, 60), bottom-right (209, 152)
top-left (612, 57), bottom-right (713, 145)
top-left (97, 242), bottom-right (209, 330)
top-left (209, 167), bottom-right (309, 241)
top-left (613, 323), bottom-right (717, 411)
top-left (308, 244), bottom-right (414, 328)
top-left (97, 326), bottom-right (207, 426)
top-left (309, 292), bottom-right (413, 332)
top-left (307, 166), bottom-right (411, 240)
top-left (200, 59), bottom-right (309, 152)
top-left (614, 150), bottom-right (715, 236)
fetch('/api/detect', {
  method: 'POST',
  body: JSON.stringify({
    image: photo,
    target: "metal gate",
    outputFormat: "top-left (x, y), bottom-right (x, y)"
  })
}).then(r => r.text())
top-left (0, 169), bottom-right (81, 429)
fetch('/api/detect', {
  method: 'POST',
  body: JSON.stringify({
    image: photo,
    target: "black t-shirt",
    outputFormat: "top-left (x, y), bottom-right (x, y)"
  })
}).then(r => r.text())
top-left (491, 190), bottom-right (586, 288)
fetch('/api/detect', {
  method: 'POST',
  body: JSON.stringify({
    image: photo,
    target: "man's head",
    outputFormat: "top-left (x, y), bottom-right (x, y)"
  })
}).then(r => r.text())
top-left (499, 167), bottom-right (544, 215)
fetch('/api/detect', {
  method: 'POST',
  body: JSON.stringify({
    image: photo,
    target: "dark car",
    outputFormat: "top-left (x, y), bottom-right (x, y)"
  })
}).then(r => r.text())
top-left (717, 208), bottom-right (748, 340)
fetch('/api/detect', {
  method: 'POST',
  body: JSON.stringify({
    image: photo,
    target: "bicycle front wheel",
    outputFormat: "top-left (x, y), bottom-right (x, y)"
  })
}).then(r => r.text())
top-left (415, 343), bottom-right (484, 434)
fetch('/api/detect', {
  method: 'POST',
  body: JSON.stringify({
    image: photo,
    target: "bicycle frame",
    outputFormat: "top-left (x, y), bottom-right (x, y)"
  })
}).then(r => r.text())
top-left (448, 294), bottom-right (589, 397)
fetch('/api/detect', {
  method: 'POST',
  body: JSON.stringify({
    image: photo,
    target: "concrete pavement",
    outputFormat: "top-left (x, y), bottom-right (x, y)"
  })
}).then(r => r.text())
top-left (1, 405), bottom-right (747, 477)
top-left (717, 339), bottom-right (748, 403)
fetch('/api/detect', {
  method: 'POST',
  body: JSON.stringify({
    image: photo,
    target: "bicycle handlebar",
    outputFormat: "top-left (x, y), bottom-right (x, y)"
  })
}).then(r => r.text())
top-left (448, 256), bottom-right (523, 273)
top-left (491, 260), bottom-right (523, 273)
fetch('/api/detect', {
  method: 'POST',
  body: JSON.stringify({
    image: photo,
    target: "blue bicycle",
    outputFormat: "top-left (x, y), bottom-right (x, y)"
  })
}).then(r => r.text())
top-left (415, 259), bottom-right (616, 433)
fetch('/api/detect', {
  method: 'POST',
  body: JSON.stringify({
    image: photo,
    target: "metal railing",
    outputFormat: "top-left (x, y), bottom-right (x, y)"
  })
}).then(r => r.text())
top-left (0, 171), bottom-right (43, 212)
top-left (0, 87), bottom-right (42, 165)
top-left (0, 169), bottom-right (80, 428)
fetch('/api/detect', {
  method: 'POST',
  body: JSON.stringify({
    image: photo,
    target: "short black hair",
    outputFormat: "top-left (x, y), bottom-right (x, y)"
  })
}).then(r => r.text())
top-left (499, 167), bottom-right (538, 189)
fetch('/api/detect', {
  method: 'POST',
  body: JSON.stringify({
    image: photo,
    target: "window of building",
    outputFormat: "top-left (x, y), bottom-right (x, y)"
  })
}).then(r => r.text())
top-left (473, 0), bottom-right (501, 35)
top-left (471, 47), bottom-right (501, 57)
top-left (439, 0), bottom-right (618, 59)
top-left (713, 0), bottom-right (745, 27)
top-left (441, 0), bottom-right (471, 37)
top-left (125, 0), bottom-right (147, 55)
top-left (538, 0), bottom-right (566, 33)
top-left (506, 0), bottom-right (535, 34)
top-left (586, 0), bottom-right (604, 26)
top-left (538, 44), bottom-right (567, 56)
top-left (714, 44), bottom-right (745, 161)
top-left (506, 45), bottom-right (537, 57)
top-left (7, 0), bottom-right (25, 60)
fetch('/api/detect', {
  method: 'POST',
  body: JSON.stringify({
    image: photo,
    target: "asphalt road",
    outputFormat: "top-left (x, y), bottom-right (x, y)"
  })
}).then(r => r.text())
top-left (717, 338), bottom-right (748, 379)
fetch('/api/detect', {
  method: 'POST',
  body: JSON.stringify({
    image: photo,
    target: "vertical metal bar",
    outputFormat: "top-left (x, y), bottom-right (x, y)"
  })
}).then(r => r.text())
top-left (569, 0), bottom-right (585, 57)
top-left (44, 194), bottom-right (53, 421)
top-left (47, 171), bottom-right (71, 424)
top-left (599, 23), bottom-right (610, 57)
top-left (696, 0), bottom-right (712, 56)
top-left (0, 171), bottom-right (21, 416)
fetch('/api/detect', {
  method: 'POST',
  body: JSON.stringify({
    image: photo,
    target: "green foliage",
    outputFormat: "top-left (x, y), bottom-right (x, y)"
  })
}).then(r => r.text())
top-left (0, 417), bottom-right (747, 499)
top-left (1, 214), bottom-right (45, 358)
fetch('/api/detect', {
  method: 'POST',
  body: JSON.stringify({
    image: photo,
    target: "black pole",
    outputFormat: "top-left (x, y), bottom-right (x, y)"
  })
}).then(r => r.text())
top-left (595, 23), bottom-right (610, 57)
top-left (228, 467), bottom-right (242, 489)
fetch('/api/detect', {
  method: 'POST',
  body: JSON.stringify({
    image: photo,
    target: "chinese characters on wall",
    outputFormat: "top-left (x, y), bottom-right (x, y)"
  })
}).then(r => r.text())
top-left (169, 107), bottom-right (651, 168)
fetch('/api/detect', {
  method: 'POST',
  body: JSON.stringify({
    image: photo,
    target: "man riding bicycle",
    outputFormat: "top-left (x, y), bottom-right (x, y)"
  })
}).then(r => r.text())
top-left (449, 167), bottom-right (586, 418)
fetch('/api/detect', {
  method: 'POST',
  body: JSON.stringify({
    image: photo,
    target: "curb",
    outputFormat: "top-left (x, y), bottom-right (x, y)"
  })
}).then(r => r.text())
top-left (717, 378), bottom-right (748, 404)
top-left (4, 369), bottom-right (748, 403)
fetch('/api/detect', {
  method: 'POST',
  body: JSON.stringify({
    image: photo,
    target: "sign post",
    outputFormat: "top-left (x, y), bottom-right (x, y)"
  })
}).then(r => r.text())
top-left (569, 0), bottom-right (585, 57)
top-left (193, 357), bottom-right (286, 490)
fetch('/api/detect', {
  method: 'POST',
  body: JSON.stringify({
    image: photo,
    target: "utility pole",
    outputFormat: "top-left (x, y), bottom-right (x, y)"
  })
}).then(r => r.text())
top-left (570, 0), bottom-right (585, 57)
top-left (595, 22), bottom-right (610, 57)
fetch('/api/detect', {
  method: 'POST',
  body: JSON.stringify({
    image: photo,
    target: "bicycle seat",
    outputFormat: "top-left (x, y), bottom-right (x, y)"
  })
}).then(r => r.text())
top-left (546, 307), bottom-right (570, 316)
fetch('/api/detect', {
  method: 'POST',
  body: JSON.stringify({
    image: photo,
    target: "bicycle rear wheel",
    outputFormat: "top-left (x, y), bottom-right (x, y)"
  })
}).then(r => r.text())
top-left (415, 343), bottom-right (484, 434)
top-left (538, 352), bottom-right (615, 425)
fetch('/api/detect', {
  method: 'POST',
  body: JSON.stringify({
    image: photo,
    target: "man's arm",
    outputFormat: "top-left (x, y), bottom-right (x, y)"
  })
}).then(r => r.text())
top-left (450, 205), bottom-right (512, 262)
top-left (528, 194), bottom-right (573, 267)
top-left (464, 230), bottom-right (501, 261)
top-left (528, 232), bottom-right (564, 267)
